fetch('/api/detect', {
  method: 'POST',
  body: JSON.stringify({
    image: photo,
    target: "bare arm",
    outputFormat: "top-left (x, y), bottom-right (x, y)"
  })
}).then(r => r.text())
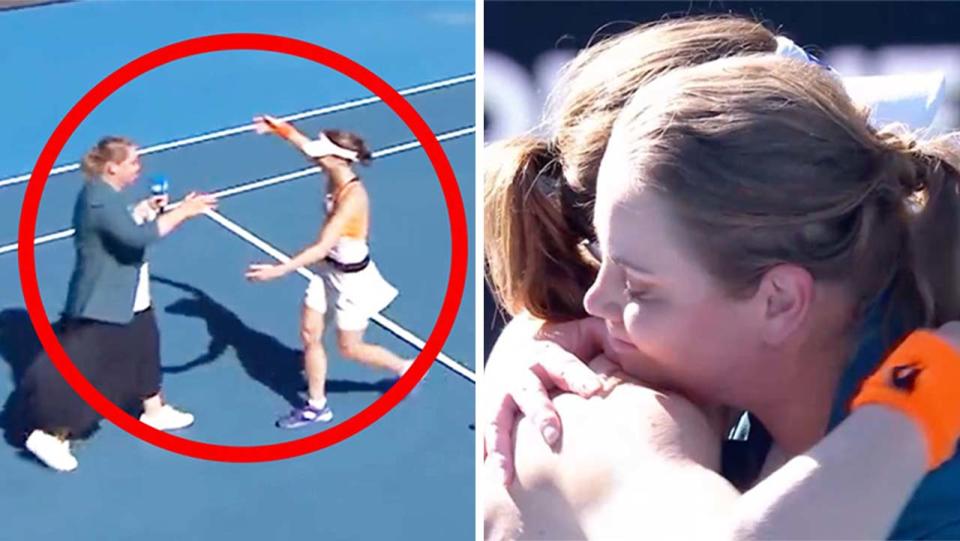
top-left (484, 322), bottom-right (960, 540)
top-left (728, 405), bottom-right (925, 540)
top-left (156, 192), bottom-right (218, 237)
top-left (245, 187), bottom-right (365, 281)
top-left (285, 187), bottom-right (363, 270)
top-left (253, 115), bottom-right (313, 154)
top-left (493, 378), bottom-right (925, 541)
top-left (727, 325), bottom-right (960, 539)
top-left (493, 356), bottom-right (738, 540)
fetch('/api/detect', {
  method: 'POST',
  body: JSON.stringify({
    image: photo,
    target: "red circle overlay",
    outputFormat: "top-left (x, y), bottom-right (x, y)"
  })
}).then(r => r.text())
top-left (18, 34), bottom-right (468, 462)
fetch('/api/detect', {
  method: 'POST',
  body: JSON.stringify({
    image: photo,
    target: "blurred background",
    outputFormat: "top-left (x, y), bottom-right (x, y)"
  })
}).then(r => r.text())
top-left (483, 0), bottom-right (960, 357)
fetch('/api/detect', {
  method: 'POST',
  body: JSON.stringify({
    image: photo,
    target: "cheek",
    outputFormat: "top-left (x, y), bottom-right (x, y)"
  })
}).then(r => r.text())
top-left (622, 301), bottom-right (703, 365)
top-left (621, 297), bottom-right (752, 382)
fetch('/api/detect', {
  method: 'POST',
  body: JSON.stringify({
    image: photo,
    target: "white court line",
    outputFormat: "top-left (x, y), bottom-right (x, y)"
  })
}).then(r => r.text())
top-left (0, 73), bottom-right (475, 189)
top-left (203, 208), bottom-right (476, 383)
top-left (210, 126), bottom-right (474, 200)
top-left (0, 229), bottom-right (77, 255)
top-left (0, 126), bottom-right (475, 256)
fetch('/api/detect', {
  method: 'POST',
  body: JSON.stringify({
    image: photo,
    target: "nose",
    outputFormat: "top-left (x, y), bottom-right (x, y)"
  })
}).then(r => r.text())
top-left (583, 261), bottom-right (623, 324)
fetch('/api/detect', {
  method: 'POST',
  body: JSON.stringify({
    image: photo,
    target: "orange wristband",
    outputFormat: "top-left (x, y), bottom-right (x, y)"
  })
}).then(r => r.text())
top-left (272, 121), bottom-right (296, 140)
top-left (851, 330), bottom-right (960, 470)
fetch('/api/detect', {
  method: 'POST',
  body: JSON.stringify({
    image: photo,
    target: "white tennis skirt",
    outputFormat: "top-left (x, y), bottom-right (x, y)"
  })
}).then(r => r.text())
top-left (304, 260), bottom-right (398, 331)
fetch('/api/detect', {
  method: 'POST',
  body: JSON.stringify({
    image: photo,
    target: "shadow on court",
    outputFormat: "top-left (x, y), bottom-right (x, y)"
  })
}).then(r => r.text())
top-left (0, 308), bottom-right (43, 449)
top-left (0, 276), bottom-right (398, 451)
top-left (153, 276), bottom-right (397, 407)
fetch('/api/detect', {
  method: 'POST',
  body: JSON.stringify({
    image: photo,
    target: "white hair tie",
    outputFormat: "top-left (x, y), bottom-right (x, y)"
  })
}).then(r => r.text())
top-left (774, 36), bottom-right (812, 63)
top-left (774, 35), bottom-right (835, 72)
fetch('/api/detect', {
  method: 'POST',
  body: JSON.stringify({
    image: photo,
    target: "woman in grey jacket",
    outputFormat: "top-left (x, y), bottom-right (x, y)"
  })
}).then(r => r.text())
top-left (16, 136), bottom-right (216, 472)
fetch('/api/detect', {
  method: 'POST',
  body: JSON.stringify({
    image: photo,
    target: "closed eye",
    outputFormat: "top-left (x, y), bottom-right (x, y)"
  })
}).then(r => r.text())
top-left (626, 287), bottom-right (653, 302)
top-left (624, 276), bottom-right (656, 302)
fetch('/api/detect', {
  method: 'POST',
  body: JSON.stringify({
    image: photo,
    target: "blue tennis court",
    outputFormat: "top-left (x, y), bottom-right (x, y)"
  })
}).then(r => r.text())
top-left (0, 2), bottom-right (475, 539)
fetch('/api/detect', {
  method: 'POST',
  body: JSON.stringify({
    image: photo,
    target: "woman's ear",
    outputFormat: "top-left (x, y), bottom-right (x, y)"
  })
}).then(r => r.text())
top-left (755, 264), bottom-right (814, 346)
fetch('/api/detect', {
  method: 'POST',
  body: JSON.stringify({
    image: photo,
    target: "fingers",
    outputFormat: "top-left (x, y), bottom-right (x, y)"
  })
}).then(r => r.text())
top-left (178, 192), bottom-right (218, 215)
top-left (253, 116), bottom-right (272, 135)
top-left (186, 192), bottom-right (216, 203)
top-left (183, 192), bottom-right (216, 202)
top-left (198, 195), bottom-right (218, 212)
top-left (245, 264), bottom-right (275, 281)
top-left (584, 355), bottom-right (627, 392)
top-left (482, 392), bottom-right (518, 487)
top-left (533, 345), bottom-right (604, 397)
top-left (149, 195), bottom-right (169, 210)
top-left (480, 316), bottom-right (599, 486)
top-left (253, 114), bottom-right (286, 135)
top-left (245, 271), bottom-right (265, 281)
top-left (245, 264), bottom-right (270, 275)
top-left (482, 367), bottom-right (563, 486)
top-left (509, 367), bottom-right (562, 449)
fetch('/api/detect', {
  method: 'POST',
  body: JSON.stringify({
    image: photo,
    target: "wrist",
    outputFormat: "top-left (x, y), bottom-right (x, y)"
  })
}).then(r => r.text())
top-left (851, 330), bottom-right (960, 470)
top-left (169, 205), bottom-right (192, 222)
top-left (274, 122), bottom-right (296, 140)
top-left (851, 404), bottom-right (926, 460)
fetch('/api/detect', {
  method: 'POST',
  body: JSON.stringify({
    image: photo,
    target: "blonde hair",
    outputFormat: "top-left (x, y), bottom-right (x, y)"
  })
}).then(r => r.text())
top-left (484, 15), bottom-right (778, 320)
top-left (80, 136), bottom-right (135, 179)
top-left (612, 55), bottom-right (960, 329)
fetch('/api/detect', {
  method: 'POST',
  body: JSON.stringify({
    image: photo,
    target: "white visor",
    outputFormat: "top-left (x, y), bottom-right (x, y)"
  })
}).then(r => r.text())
top-left (302, 133), bottom-right (360, 162)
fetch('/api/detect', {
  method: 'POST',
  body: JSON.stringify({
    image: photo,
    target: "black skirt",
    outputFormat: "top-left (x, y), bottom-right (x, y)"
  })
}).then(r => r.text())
top-left (13, 309), bottom-right (163, 440)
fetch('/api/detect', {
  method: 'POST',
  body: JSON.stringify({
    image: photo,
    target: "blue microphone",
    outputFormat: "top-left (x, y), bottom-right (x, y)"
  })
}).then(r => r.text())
top-left (149, 175), bottom-right (169, 213)
top-left (150, 174), bottom-right (169, 196)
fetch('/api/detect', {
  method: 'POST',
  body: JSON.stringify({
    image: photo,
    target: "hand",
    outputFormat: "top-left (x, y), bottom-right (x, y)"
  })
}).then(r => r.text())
top-left (245, 263), bottom-right (288, 282)
top-left (148, 194), bottom-right (169, 211)
top-left (132, 199), bottom-right (158, 223)
top-left (253, 114), bottom-right (289, 135)
top-left (482, 317), bottom-right (605, 486)
top-left (178, 192), bottom-right (218, 218)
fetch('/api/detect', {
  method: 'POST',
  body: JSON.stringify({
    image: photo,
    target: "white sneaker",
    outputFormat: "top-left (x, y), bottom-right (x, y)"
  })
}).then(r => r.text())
top-left (140, 405), bottom-right (195, 431)
top-left (25, 430), bottom-right (78, 472)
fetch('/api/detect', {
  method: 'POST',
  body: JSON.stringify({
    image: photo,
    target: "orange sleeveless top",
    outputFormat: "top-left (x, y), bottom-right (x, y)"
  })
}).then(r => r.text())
top-left (326, 179), bottom-right (368, 240)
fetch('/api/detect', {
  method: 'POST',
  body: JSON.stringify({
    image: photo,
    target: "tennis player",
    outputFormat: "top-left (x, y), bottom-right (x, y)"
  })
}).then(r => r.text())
top-left (246, 116), bottom-right (412, 428)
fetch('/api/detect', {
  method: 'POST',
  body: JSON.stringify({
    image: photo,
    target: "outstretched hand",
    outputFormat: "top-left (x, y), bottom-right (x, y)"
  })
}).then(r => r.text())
top-left (246, 263), bottom-right (288, 282)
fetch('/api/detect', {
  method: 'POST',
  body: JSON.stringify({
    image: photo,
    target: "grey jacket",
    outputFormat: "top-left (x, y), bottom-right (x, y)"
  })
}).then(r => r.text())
top-left (63, 179), bottom-right (160, 324)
